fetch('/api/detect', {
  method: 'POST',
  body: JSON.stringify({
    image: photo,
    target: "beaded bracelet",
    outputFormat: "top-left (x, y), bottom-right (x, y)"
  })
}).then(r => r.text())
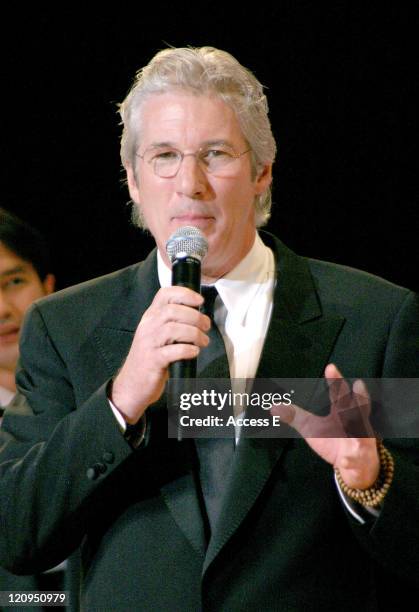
top-left (334, 440), bottom-right (394, 508)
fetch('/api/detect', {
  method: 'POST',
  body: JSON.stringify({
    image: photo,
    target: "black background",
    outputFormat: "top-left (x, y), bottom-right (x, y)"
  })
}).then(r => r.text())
top-left (1, 2), bottom-right (417, 290)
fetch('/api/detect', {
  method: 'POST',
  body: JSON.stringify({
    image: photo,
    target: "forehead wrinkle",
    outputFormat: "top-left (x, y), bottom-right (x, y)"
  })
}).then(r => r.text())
top-left (139, 94), bottom-right (246, 153)
top-left (147, 141), bottom-right (177, 149)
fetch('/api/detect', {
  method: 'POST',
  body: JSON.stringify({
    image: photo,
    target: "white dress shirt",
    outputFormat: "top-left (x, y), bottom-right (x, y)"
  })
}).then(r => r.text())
top-left (0, 386), bottom-right (14, 424)
top-left (0, 386), bottom-right (14, 408)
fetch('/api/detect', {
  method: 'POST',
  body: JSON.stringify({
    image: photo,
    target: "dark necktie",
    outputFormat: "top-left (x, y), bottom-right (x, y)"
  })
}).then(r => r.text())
top-left (197, 286), bottom-right (231, 378)
top-left (195, 286), bottom-right (235, 534)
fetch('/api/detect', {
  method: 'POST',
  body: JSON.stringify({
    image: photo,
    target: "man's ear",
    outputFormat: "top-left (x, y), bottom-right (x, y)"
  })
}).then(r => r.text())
top-left (42, 274), bottom-right (55, 295)
top-left (126, 163), bottom-right (141, 204)
top-left (254, 163), bottom-right (272, 196)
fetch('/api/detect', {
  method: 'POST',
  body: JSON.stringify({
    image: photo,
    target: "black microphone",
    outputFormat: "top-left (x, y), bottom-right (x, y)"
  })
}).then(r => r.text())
top-left (166, 226), bottom-right (208, 440)
top-left (166, 225), bottom-right (208, 379)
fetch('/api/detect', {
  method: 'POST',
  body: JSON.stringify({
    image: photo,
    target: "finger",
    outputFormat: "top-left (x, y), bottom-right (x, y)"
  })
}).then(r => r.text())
top-left (141, 302), bottom-right (210, 336)
top-left (324, 363), bottom-right (342, 379)
top-left (156, 321), bottom-right (210, 349)
top-left (153, 286), bottom-right (204, 309)
top-left (352, 379), bottom-right (374, 436)
top-left (160, 342), bottom-right (201, 366)
top-left (353, 378), bottom-right (370, 406)
top-left (331, 378), bottom-right (373, 438)
top-left (334, 437), bottom-right (380, 487)
top-left (160, 303), bottom-right (211, 331)
top-left (271, 402), bottom-right (322, 437)
top-left (324, 364), bottom-right (352, 413)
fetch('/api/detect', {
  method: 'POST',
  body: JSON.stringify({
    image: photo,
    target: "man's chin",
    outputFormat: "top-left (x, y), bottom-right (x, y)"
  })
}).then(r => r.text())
top-left (0, 346), bottom-right (19, 372)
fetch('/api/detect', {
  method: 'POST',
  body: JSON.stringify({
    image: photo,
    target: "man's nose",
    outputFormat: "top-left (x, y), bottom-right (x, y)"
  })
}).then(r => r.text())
top-left (0, 291), bottom-right (11, 321)
top-left (175, 154), bottom-right (209, 198)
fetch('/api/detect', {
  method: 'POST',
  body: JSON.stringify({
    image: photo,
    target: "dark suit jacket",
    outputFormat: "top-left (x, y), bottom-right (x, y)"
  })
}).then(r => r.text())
top-left (0, 568), bottom-right (40, 612)
top-left (0, 418), bottom-right (64, 612)
top-left (0, 233), bottom-right (418, 611)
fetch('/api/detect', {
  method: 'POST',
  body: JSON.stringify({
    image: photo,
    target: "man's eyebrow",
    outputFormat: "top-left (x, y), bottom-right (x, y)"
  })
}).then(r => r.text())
top-left (202, 140), bottom-right (234, 148)
top-left (0, 265), bottom-right (27, 280)
top-left (146, 139), bottom-right (234, 150)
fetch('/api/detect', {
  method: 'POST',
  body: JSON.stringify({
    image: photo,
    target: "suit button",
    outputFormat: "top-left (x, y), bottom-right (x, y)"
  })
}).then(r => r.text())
top-left (86, 462), bottom-right (107, 480)
top-left (86, 467), bottom-right (97, 481)
top-left (102, 451), bottom-right (115, 464)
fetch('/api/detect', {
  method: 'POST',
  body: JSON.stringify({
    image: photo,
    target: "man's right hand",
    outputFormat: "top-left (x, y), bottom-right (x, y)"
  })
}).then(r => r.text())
top-left (110, 286), bottom-right (210, 424)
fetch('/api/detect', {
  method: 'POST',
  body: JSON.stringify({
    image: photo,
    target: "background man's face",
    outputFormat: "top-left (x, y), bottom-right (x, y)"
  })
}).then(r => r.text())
top-left (126, 93), bottom-right (272, 280)
top-left (0, 243), bottom-right (54, 373)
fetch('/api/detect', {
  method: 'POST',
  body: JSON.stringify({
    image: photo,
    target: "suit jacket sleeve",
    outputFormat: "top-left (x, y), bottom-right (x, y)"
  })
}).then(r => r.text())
top-left (346, 290), bottom-right (419, 583)
top-left (0, 303), bottom-right (139, 574)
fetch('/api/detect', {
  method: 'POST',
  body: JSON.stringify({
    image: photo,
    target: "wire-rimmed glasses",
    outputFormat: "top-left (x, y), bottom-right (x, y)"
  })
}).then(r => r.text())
top-left (136, 144), bottom-right (251, 178)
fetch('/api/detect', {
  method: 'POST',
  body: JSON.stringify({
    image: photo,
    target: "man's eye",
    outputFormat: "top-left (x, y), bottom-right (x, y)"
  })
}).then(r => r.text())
top-left (204, 149), bottom-right (230, 159)
top-left (154, 150), bottom-right (179, 161)
top-left (4, 277), bottom-right (25, 289)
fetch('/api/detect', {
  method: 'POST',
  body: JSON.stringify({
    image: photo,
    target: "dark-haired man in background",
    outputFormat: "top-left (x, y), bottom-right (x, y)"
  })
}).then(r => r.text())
top-left (0, 208), bottom-right (57, 610)
top-left (0, 209), bottom-right (55, 409)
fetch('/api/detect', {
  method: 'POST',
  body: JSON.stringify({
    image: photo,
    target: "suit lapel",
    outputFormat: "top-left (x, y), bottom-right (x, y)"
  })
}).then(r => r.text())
top-left (256, 233), bottom-right (345, 381)
top-left (203, 435), bottom-right (285, 573)
top-left (203, 233), bottom-right (345, 572)
top-left (93, 249), bottom-right (161, 376)
top-left (160, 449), bottom-right (207, 556)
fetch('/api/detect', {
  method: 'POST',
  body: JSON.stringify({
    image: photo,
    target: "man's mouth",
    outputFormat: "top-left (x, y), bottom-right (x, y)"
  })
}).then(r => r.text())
top-left (0, 325), bottom-right (20, 345)
top-left (171, 214), bottom-right (214, 227)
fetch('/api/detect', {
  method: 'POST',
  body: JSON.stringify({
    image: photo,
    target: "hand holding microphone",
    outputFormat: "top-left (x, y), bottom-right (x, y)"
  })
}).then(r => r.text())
top-left (110, 227), bottom-right (209, 425)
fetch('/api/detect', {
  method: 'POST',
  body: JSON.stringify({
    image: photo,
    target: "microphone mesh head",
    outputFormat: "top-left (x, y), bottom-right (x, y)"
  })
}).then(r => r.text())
top-left (166, 226), bottom-right (208, 263)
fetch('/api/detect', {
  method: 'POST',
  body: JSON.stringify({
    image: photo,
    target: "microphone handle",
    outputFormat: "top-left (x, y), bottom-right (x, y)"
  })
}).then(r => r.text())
top-left (168, 256), bottom-right (201, 440)
top-left (169, 255), bottom-right (201, 380)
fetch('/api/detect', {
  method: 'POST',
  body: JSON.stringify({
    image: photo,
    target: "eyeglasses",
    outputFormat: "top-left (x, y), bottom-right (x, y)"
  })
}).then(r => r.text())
top-left (136, 145), bottom-right (251, 178)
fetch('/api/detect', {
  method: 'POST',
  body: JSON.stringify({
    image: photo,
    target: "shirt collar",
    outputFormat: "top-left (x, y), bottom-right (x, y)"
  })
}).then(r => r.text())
top-left (0, 385), bottom-right (14, 407)
top-left (157, 232), bottom-right (274, 326)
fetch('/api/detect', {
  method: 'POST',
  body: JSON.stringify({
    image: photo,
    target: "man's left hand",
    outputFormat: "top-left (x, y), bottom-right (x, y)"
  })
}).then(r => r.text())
top-left (271, 364), bottom-right (380, 489)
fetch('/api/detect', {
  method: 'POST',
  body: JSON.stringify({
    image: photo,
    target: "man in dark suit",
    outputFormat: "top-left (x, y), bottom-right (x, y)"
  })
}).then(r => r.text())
top-left (0, 47), bottom-right (418, 611)
top-left (0, 209), bottom-right (65, 611)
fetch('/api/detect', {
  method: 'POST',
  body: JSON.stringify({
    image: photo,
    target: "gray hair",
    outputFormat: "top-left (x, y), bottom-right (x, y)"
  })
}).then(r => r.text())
top-left (119, 46), bottom-right (277, 227)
